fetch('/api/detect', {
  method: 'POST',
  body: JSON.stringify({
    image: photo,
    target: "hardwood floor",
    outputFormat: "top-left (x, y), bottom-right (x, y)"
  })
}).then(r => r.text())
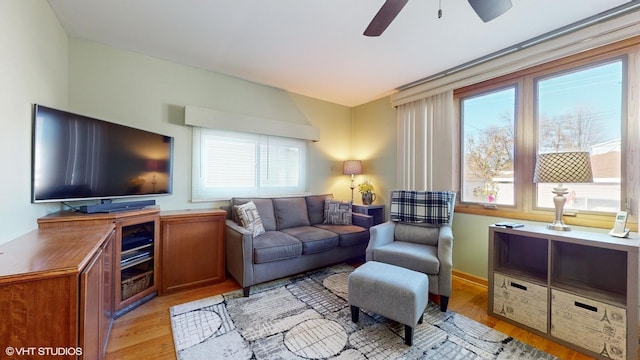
top-left (106, 275), bottom-right (600, 359)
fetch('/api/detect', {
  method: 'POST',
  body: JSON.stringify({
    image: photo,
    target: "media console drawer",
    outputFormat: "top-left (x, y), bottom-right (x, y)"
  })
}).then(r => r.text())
top-left (493, 272), bottom-right (547, 333)
top-left (551, 289), bottom-right (626, 360)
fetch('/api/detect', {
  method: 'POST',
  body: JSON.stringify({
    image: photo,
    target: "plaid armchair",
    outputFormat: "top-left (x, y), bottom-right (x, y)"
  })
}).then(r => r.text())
top-left (365, 190), bottom-right (456, 311)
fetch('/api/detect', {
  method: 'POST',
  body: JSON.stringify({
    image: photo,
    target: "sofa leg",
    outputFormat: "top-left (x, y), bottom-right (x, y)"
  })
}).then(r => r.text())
top-left (440, 295), bottom-right (449, 312)
top-left (243, 286), bottom-right (250, 297)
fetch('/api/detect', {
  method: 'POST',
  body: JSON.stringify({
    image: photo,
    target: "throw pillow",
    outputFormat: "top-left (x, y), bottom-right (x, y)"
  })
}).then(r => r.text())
top-left (323, 199), bottom-right (352, 225)
top-left (234, 201), bottom-right (266, 236)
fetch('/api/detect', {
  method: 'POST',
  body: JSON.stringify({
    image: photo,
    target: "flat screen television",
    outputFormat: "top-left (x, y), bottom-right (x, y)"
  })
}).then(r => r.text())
top-left (32, 104), bottom-right (174, 212)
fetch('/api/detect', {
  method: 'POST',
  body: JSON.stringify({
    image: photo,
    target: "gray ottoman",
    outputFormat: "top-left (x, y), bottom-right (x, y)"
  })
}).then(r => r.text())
top-left (348, 261), bottom-right (429, 345)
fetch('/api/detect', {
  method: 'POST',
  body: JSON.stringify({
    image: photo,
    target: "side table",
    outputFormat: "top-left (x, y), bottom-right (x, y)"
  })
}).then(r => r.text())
top-left (352, 204), bottom-right (385, 225)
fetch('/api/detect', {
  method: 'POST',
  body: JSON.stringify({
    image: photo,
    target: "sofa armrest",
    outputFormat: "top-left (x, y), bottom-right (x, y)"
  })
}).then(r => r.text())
top-left (225, 219), bottom-right (255, 288)
top-left (437, 225), bottom-right (454, 296)
top-left (352, 212), bottom-right (374, 229)
top-left (365, 221), bottom-right (396, 261)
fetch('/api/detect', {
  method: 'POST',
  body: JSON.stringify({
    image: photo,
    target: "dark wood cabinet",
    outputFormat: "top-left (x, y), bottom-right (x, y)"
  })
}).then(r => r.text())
top-left (0, 225), bottom-right (115, 360)
top-left (160, 209), bottom-right (226, 294)
top-left (38, 208), bottom-right (160, 317)
top-left (80, 244), bottom-right (104, 360)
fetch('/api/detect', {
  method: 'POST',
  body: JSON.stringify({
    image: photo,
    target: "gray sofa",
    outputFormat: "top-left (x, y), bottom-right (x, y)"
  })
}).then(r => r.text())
top-left (225, 194), bottom-right (373, 296)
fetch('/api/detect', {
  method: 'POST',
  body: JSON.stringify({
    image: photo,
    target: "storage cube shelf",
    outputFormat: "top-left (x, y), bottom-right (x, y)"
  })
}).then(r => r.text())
top-left (488, 225), bottom-right (640, 360)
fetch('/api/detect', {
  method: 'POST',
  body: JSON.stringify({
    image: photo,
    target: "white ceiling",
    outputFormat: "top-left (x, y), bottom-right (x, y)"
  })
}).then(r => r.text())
top-left (47, 0), bottom-right (632, 107)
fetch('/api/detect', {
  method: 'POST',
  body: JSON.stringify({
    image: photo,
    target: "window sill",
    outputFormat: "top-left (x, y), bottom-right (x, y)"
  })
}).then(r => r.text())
top-left (454, 204), bottom-right (637, 232)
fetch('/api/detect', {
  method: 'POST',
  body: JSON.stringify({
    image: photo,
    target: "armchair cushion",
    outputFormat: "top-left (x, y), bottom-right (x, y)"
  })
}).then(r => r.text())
top-left (394, 222), bottom-right (440, 246)
top-left (370, 241), bottom-right (440, 275)
top-left (390, 190), bottom-right (455, 225)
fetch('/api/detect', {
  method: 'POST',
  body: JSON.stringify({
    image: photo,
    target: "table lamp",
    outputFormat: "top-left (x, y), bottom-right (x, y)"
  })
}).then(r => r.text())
top-left (533, 151), bottom-right (593, 231)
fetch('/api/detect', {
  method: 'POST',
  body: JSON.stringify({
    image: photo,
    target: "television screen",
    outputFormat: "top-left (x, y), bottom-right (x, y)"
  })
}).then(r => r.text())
top-left (32, 105), bottom-right (173, 204)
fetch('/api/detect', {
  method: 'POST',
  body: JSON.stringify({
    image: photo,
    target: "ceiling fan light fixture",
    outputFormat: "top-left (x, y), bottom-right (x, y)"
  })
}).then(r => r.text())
top-left (467, 0), bottom-right (513, 22)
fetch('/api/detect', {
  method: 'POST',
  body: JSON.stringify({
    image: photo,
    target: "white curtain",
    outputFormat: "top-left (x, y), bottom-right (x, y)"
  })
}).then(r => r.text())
top-left (396, 90), bottom-right (457, 191)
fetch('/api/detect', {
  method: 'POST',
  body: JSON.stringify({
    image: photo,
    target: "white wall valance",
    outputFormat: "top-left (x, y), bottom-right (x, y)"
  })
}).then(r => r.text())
top-left (391, 7), bottom-right (640, 107)
top-left (185, 105), bottom-right (320, 141)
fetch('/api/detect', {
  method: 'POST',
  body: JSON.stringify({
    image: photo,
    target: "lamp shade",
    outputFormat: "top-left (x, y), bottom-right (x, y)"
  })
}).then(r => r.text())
top-left (343, 160), bottom-right (363, 175)
top-left (533, 151), bottom-right (593, 184)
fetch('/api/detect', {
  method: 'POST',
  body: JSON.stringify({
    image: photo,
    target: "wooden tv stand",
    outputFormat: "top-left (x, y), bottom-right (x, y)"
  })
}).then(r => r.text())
top-left (488, 224), bottom-right (640, 360)
top-left (38, 207), bottom-right (161, 317)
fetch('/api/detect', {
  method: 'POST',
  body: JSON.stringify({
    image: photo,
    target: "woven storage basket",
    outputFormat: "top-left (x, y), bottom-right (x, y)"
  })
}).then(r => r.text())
top-left (121, 270), bottom-right (152, 299)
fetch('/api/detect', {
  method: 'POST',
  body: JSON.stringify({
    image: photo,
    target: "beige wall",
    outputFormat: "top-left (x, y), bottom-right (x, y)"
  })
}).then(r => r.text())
top-left (68, 39), bottom-right (356, 211)
top-left (0, 1), bottom-right (69, 244)
top-left (352, 97), bottom-right (396, 209)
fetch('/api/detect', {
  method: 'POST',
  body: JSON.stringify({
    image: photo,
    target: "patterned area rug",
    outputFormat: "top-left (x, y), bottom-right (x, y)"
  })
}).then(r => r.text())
top-left (170, 264), bottom-right (557, 359)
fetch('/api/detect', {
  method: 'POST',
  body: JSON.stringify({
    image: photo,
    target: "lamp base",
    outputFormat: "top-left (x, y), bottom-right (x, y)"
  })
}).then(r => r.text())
top-left (547, 220), bottom-right (571, 231)
top-left (547, 185), bottom-right (571, 231)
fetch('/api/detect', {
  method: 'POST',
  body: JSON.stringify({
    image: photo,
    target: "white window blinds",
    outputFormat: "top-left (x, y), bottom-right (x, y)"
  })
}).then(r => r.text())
top-left (192, 128), bottom-right (308, 201)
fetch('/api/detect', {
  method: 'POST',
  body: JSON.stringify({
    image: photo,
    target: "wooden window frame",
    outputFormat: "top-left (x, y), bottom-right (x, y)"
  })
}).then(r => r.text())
top-left (454, 37), bottom-right (640, 231)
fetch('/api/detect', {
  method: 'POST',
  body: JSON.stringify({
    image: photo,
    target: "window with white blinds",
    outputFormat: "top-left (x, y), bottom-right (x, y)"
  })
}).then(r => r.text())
top-left (192, 128), bottom-right (308, 200)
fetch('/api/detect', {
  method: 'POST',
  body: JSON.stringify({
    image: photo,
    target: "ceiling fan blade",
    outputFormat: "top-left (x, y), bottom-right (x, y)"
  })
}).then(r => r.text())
top-left (363, 0), bottom-right (409, 37)
top-left (467, 0), bottom-right (512, 22)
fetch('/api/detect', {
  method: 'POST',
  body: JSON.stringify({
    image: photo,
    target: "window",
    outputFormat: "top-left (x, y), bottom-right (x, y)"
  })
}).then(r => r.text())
top-left (192, 128), bottom-right (308, 200)
top-left (461, 86), bottom-right (516, 205)
top-left (535, 61), bottom-right (623, 212)
top-left (456, 42), bottom-right (631, 224)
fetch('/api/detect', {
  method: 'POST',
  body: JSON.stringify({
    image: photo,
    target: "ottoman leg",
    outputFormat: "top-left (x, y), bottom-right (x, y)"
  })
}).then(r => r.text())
top-left (418, 314), bottom-right (424, 324)
top-left (404, 325), bottom-right (413, 345)
top-left (351, 305), bottom-right (360, 323)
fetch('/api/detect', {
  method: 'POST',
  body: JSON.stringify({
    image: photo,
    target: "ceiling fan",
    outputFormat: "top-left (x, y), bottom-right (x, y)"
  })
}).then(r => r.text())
top-left (363, 0), bottom-right (513, 37)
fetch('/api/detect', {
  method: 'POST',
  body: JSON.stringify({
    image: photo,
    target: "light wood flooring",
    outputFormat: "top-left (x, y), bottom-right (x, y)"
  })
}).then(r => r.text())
top-left (106, 275), bottom-right (601, 360)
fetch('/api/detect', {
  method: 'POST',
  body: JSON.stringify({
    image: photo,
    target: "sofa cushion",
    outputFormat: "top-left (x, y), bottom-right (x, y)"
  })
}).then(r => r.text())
top-left (253, 231), bottom-right (302, 264)
top-left (233, 201), bottom-right (265, 236)
top-left (372, 241), bottom-right (440, 275)
top-left (273, 197), bottom-right (311, 230)
top-left (313, 224), bottom-right (369, 247)
top-left (323, 199), bottom-right (352, 225)
top-left (232, 198), bottom-right (276, 231)
top-left (306, 194), bottom-right (332, 225)
top-left (281, 226), bottom-right (339, 254)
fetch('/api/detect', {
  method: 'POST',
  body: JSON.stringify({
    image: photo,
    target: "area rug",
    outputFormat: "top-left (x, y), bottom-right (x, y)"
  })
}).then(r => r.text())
top-left (170, 264), bottom-right (556, 359)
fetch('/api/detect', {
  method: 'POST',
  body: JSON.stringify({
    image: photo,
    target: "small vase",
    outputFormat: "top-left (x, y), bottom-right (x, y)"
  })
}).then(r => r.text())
top-left (362, 192), bottom-right (376, 205)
